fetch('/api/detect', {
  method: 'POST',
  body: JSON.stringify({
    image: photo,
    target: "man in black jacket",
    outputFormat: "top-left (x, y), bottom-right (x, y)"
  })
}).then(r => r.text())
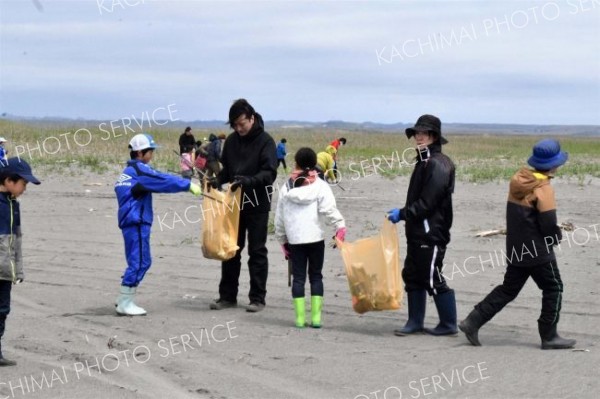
top-left (209, 99), bottom-right (277, 312)
top-left (387, 114), bottom-right (458, 336)
top-left (178, 127), bottom-right (195, 155)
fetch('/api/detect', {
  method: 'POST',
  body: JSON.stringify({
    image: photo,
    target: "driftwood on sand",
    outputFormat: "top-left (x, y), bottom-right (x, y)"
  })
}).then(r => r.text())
top-left (475, 222), bottom-right (575, 237)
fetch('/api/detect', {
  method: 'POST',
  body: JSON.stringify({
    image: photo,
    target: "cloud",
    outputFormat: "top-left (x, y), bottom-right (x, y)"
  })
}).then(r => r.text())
top-left (0, 0), bottom-right (598, 124)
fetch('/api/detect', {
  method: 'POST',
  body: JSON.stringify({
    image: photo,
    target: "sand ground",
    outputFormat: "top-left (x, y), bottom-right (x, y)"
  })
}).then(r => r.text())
top-left (0, 169), bottom-right (598, 399)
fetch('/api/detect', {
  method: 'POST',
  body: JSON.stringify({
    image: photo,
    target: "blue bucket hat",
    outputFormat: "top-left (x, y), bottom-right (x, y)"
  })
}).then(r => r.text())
top-left (527, 139), bottom-right (568, 171)
top-left (1, 157), bottom-right (41, 184)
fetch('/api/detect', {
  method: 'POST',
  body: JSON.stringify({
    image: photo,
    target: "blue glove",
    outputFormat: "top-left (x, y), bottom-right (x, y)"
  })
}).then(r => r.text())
top-left (387, 208), bottom-right (404, 223)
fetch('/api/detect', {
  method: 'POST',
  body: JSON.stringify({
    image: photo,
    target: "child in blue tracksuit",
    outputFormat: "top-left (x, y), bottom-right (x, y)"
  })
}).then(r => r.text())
top-left (0, 158), bottom-right (40, 367)
top-left (115, 133), bottom-right (202, 316)
top-left (276, 138), bottom-right (288, 171)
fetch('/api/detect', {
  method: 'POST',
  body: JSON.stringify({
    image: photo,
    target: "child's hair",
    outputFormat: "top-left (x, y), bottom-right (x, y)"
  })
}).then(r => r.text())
top-left (0, 172), bottom-right (22, 186)
top-left (292, 147), bottom-right (317, 188)
top-left (281, 138), bottom-right (287, 143)
top-left (130, 148), bottom-right (154, 160)
top-left (339, 137), bottom-right (347, 145)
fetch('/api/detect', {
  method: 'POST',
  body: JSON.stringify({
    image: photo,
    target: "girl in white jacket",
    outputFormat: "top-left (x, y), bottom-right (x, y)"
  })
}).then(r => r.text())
top-left (275, 148), bottom-right (346, 328)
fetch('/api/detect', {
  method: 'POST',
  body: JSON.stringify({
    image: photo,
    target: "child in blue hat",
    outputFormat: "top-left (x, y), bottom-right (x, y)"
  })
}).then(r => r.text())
top-left (0, 158), bottom-right (40, 366)
top-left (459, 139), bottom-right (576, 349)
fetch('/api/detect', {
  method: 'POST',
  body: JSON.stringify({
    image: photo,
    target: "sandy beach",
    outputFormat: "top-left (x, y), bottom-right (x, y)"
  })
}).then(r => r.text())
top-left (0, 170), bottom-right (598, 399)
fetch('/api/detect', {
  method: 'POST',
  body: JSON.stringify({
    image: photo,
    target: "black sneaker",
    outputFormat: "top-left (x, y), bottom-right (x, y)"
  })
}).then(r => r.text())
top-left (246, 302), bottom-right (265, 313)
top-left (0, 357), bottom-right (17, 367)
top-left (209, 299), bottom-right (237, 310)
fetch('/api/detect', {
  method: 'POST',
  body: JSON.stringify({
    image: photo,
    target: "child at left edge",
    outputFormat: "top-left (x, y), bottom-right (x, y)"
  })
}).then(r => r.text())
top-left (114, 133), bottom-right (202, 316)
top-left (0, 158), bottom-right (41, 367)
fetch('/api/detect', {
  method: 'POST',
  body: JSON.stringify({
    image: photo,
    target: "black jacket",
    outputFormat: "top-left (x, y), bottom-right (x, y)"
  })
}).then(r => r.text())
top-left (402, 143), bottom-right (455, 246)
top-left (179, 132), bottom-right (196, 154)
top-left (218, 113), bottom-right (277, 214)
top-left (505, 168), bottom-right (561, 267)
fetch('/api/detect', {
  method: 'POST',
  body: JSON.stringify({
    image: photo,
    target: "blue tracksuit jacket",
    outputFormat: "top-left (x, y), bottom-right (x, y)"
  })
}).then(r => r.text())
top-left (276, 143), bottom-right (287, 160)
top-left (115, 160), bottom-right (191, 228)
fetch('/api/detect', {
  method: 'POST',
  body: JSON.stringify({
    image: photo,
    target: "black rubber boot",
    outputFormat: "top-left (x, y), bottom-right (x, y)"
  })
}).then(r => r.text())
top-left (394, 290), bottom-right (426, 336)
top-left (424, 289), bottom-right (458, 336)
top-left (459, 308), bottom-right (487, 346)
top-left (538, 322), bottom-right (576, 350)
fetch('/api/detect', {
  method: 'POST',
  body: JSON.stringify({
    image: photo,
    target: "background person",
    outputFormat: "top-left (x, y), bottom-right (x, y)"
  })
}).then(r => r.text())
top-left (275, 147), bottom-right (346, 328)
top-left (0, 138), bottom-right (8, 166)
top-left (115, 134), bottom-right (201, 316)
top-left (0, 158), bottom-right (40, 367)
top-left (180, 145), bottom-right (195, 179)
top-left (276, 138), bottom-right (288, 172)
top-left (205, 133), bottom-right (222, 177)
top-left (329, 137), bottom-right (346, 171)
top-left (316, 146), bottom-right (337, 183)
top-left (387, 114), bottom-right (458, 337)
top-left (178, 126), bottom-right (195, 155)
top-left (209, 99), bottom-right (277, 313)
top-left (459, 139), bottom-right (576, 350)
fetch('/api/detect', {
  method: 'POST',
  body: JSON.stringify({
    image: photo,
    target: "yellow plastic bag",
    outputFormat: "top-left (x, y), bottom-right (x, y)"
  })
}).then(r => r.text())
top-left (201, 185), bottom-right (241, 261)
top-left (337, 219), bottom-right (403, 314)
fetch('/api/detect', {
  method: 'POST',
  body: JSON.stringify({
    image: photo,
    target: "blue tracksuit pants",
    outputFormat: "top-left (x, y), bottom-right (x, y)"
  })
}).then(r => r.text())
top-left (121, 224), bottom-right (152, 287)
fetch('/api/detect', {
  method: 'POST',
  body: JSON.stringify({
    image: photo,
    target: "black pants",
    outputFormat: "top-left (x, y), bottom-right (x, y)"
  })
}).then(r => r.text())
top-left (0, 280), bottom-right (12, 357)
top-left (219, 212), bottom-right (269, 305)
top-left (475, 261), bottom-right (563, 326)
top-left (289, 241), bottom-right (325, 298)
top-left (403, 243), bottom-right (451, 295)
top-left (277, 158), bottom-right (287, 169)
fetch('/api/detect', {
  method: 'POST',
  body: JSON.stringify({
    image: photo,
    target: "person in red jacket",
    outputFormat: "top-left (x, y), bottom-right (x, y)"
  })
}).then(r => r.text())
top-left (329, 137), bottom-right (346, 172)
top-left (459, 139), bottom-right (576, 350)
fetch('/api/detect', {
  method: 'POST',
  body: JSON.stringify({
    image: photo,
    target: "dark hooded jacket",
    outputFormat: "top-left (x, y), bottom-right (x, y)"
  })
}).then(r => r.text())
top-left (206, 134), bottom-right (221, 162)
top-left (505, 168), bottom-right (561, 267)
top-left (402, 142), bottom-right (455, 246)
top-left (218, 113), bottom-right (277, 214)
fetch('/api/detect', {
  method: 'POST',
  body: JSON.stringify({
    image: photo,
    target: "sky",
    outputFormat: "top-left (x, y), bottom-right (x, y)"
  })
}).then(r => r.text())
top-left (0, 0), bottom-right (599, 125)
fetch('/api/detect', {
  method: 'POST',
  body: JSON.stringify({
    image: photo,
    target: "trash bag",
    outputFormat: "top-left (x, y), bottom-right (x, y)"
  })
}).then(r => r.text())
top-left (201, 184), bottom-right (241, 260)
top-left (337, 219), bottom-right (402, 314)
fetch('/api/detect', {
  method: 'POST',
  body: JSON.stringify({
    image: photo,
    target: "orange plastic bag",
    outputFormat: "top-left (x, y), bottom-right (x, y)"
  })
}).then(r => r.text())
top-left (201, 185), bottom-right (241, 261)
top-left (337, 219), bottom-right (402, 314)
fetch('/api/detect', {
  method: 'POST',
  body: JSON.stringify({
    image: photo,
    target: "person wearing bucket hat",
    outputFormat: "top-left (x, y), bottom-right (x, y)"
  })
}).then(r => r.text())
top-left (114, 134), bottom-right (202, 316)
top-left (387, 114), bottom-right (458, 337)
top-left (460, 139), bottom-right (576, 349)
top-left (405, 114), bottom-right (448, 145)
top-left (0, 158), bottom-right (40, 366)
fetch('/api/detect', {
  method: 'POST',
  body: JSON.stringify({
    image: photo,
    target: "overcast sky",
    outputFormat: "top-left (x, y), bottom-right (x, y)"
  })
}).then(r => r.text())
top-left (1, 0), bottom-right (599, 124)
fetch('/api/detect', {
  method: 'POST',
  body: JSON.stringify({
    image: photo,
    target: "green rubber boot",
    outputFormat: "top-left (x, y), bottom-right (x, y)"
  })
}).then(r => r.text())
top-left (293, 297), bottom-right (306, 328)
top-left (311, 296), bottom-right (323, 328)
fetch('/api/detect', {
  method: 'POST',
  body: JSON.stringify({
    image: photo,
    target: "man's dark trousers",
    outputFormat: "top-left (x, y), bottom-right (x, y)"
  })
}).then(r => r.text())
top-left (219, 212), bottom-right (269, 305)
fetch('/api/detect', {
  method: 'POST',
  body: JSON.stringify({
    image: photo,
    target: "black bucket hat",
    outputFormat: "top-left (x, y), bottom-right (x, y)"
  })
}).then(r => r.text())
top-left (405, 114), bottom-right (448, 144)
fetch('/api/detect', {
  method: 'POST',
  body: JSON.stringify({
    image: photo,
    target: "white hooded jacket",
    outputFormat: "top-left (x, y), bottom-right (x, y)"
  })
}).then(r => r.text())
top-left (275, 177), bottom-right (345, 245)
